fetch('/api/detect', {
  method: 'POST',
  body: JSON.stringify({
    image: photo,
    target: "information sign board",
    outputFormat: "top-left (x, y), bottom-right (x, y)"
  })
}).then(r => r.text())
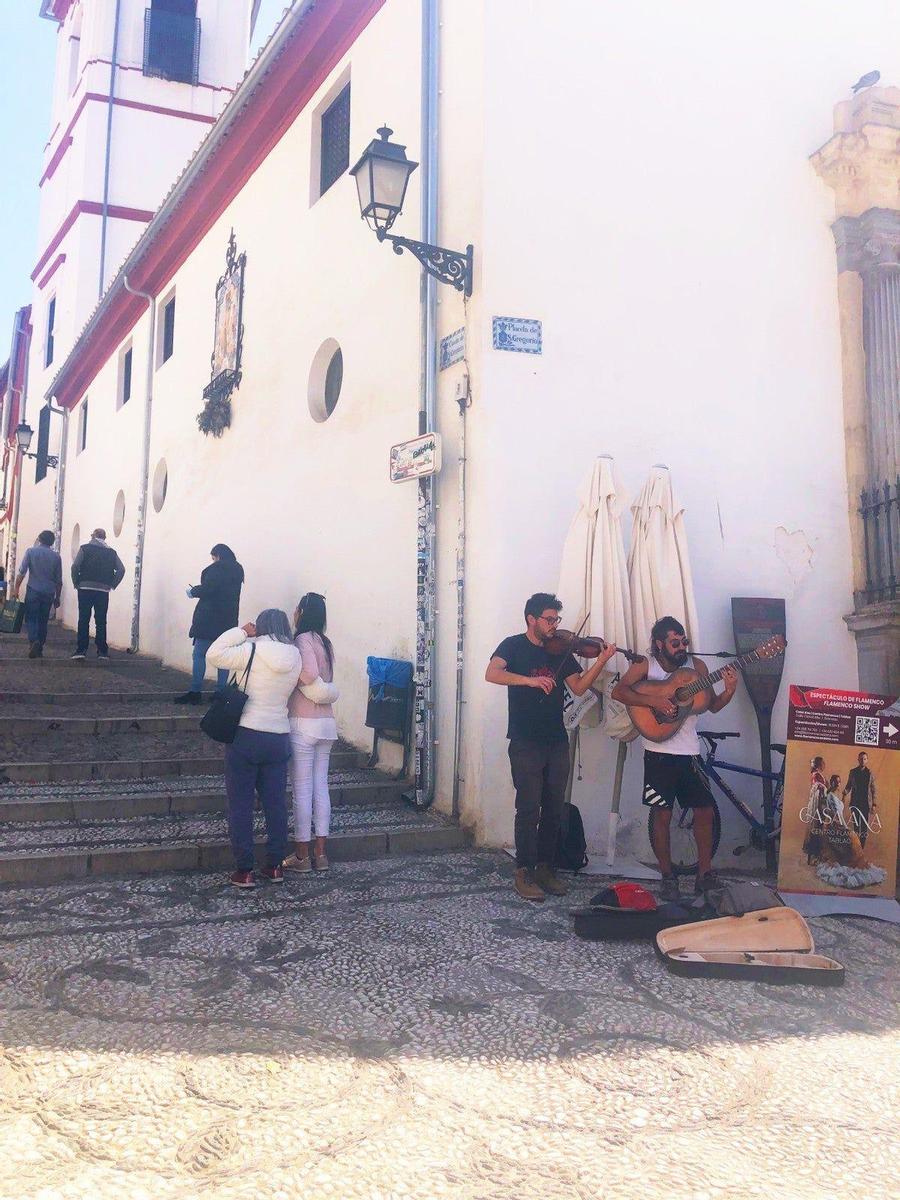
top-left (492, 316), bottom-right (542, 355)
top-left (778, 685), bottom-right (899, 899)
top-left (390, 433), bottom-right (442, 483)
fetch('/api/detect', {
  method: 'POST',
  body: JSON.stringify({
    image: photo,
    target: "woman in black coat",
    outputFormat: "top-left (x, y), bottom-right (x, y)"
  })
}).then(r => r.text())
top-left (174, 544), bottom-right (244, 704)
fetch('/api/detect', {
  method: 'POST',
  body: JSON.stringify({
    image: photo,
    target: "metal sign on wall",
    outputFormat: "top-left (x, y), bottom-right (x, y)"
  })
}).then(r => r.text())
top-left (439, 327), bottom-right (465, 370)
top-left (390, 433), bottom-right (442, 483)
top-left (492, 316), bottom-right (542, 355)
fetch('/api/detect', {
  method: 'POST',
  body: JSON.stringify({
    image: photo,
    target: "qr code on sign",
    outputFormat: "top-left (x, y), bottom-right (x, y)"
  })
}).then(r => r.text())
top-left (855, 716), bottom-right (880, 746)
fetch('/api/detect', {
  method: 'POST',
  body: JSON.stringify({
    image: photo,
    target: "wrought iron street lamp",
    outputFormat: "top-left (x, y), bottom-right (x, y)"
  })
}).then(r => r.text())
top-left (14, 421), bottom-right (58, 468)
top-left (349, 127), bottom-right (473, 296)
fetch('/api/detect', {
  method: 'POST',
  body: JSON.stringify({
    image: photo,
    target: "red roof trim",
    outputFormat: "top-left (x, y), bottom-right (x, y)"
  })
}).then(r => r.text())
top-left (51, 0), bottom-right (388, 411)
top-left (32, 201), bottom-right (155, 282)
top-left (38, 254), bottom-right (67, 291)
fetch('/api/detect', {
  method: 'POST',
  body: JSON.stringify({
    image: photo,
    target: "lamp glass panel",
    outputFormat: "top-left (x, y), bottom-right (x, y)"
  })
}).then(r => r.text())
top-left (354, 159), bottom-right (373, 215)
top-left (372, 156), bottom-right (413, 213)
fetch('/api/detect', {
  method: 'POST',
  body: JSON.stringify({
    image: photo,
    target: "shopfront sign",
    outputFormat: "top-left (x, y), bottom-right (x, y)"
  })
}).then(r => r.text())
top-left (492, 316), bottom-right (542, 355)
top-left (390, 433), bottom-right (442, 483)
top-left (778, 685), bottom-right (900, 899)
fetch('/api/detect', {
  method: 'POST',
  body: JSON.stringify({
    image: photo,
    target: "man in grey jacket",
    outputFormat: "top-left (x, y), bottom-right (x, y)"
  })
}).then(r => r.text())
top-left (14, 530), bottom-right (63, 658)
top-left (71, 528), bottom-right (125, 660)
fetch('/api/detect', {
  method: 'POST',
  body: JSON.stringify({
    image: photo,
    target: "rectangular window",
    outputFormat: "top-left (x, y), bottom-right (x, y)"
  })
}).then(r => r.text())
top-left (67, 36), bottom-right (81, 95)
top-left (319, 83), bottom-right (351, 197)
top-left (161, 296), bottom-right (176, 364)
top-left (35, 405), bottom-right (52, 485)
top-left (45, 297), bottom-right (56, 369)
top-left (77, 399), bottom-right (88, 454)
top-left (118, 345), bottom-right (133, 408)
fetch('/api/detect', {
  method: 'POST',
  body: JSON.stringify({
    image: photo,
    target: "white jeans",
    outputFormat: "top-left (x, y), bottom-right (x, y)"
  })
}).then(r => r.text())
top-left (289, 722), bottom-right (335, 841)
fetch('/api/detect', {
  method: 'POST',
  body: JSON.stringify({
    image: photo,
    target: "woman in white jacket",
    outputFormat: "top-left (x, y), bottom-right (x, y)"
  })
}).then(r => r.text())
top-left (207, 609), bottom-right (301, 889)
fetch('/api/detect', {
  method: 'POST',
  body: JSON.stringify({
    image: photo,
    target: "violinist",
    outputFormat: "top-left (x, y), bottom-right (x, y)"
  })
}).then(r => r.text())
top-left (486, 592), bottom-right (617, 902)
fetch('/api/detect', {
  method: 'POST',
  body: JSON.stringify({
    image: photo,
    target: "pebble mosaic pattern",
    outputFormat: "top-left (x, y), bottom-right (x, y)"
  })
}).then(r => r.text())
top-left (0, 851), bottom-right (897, 1200)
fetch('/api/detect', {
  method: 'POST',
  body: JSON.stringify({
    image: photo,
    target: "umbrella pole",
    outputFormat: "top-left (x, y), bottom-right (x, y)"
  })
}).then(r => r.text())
top-left (605, 740), bottom-right (628, 865)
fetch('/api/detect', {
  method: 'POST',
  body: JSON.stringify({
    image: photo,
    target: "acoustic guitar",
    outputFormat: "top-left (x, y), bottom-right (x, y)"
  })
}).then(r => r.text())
top-left (627, 636), bottom-right (786, 744)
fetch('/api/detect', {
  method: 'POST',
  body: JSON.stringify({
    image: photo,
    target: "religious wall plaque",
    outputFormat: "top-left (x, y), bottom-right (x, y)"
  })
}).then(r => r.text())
top-left (198, 229), bottom-right (246, 438)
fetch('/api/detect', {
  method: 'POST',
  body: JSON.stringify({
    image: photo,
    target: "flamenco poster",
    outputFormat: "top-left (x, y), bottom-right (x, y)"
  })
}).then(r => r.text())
top-left (777, 685), bottom-right (900, 898)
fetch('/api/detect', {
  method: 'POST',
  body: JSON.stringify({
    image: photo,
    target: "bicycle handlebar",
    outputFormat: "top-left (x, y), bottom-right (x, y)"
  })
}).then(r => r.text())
top-left (699, 731), bottom-right (740, 744)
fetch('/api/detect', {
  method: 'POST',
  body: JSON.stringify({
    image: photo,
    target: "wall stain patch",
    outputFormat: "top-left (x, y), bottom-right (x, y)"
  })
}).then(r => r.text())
top-left (774, 527), bottom-right (814, 587)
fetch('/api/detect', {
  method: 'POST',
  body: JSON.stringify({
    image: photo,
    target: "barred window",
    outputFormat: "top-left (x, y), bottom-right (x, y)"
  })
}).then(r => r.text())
top-left (320, 84), bottom-right (351, 197)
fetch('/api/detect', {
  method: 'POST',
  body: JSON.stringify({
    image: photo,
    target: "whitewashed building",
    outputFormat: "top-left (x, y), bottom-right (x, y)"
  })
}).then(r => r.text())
top-left (3, 0), bottom-right (899, 862)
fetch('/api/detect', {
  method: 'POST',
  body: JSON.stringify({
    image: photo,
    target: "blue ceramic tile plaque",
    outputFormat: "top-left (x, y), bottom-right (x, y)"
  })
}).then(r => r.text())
top-left (439, 327), bottom-right (466, 370)
top-left (492, 316), bottom-right (542, 355)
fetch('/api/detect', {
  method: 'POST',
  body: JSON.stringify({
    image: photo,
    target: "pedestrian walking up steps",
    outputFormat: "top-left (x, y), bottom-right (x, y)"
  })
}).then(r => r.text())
top-left (0, 626), bottom-right (468, 884)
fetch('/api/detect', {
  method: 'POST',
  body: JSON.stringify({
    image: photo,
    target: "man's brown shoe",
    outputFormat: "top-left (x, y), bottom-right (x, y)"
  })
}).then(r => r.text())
top-left (533, 863), bottom-right (569, 896)
top-left (514, 867), bottom-right (545, 902)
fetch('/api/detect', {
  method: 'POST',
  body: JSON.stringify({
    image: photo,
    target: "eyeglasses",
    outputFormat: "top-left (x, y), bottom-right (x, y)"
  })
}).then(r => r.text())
top-left (541, 614), bottom-right (562, 626)
top-left (668, 637), bottom-right (690, 648)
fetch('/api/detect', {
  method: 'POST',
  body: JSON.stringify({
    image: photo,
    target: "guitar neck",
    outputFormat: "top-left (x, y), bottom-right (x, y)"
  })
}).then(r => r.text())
top-left (682, 649), bottom-right (760, 698)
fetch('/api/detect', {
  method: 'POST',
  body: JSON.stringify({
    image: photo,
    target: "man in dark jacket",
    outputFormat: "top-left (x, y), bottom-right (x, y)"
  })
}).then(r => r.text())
top-left (71, 528), bottom-right (126, 660)
top-left (174, 543), bottom-right (244, 704)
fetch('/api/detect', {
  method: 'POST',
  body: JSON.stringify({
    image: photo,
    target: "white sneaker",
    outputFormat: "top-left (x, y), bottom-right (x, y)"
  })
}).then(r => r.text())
top-left (70, 652), bottom-right (86, 660)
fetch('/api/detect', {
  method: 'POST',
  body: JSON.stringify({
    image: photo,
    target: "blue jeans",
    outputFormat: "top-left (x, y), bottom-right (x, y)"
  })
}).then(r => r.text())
top-left (24, 588), bottom-right (54, 646)
top-left (224, 728), bottom-right (290, 871)
top-left (191, 638), bottom-right (229, 693)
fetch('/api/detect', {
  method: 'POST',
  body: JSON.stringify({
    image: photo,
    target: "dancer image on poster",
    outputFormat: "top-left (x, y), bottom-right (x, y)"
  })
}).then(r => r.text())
top-left (803, 756), bottom-right (828, 863)
top-left (843, 752), bottom-right (878, 848)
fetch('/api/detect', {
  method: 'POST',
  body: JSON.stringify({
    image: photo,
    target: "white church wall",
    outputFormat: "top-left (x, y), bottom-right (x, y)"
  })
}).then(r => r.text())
top-left (49, 0), bottom-right (425, 758)
top-left (447, 0), bottom-right (900, 860)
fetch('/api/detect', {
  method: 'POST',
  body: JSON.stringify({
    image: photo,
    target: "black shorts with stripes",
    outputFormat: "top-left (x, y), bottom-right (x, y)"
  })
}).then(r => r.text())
top-left (642, 751), bottom-right (713, 811)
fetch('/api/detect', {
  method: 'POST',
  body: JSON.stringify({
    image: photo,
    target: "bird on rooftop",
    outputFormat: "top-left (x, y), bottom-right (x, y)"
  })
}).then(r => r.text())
top-left (852, 70), bottom-right (880, 93)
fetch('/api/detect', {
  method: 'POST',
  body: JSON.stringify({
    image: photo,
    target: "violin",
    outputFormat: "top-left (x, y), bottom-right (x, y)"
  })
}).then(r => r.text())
top-left (544, 629), bottom-right (645, 665)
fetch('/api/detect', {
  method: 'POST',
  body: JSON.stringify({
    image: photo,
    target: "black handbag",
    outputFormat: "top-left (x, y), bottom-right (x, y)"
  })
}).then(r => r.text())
top-left (199, 643), bottom-right (255, 744)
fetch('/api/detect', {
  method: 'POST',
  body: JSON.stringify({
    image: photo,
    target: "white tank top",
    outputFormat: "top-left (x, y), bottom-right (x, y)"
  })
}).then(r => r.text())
top-left (641, 655), bottom-right (702, 756)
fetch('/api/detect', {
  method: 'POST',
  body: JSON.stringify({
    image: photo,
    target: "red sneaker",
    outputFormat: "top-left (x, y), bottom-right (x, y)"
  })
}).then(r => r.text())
top-left (229, 870), bottom-right (255, 889)
top-left (260, 865), bottom-right (284, 884)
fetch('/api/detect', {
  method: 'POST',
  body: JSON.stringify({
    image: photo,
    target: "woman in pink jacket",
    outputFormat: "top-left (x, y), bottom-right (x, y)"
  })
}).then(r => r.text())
top-left (283, 593), bottom-right (338, 873)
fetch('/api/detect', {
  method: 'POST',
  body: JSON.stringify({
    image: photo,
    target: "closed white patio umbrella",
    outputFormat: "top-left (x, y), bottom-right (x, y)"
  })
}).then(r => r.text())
top-left (628, 464), bottom-right (700, 654)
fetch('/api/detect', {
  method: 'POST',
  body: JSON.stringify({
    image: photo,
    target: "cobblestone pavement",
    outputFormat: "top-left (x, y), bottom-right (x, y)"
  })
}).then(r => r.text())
top-left (0, 851), bottom-right (897, 1200)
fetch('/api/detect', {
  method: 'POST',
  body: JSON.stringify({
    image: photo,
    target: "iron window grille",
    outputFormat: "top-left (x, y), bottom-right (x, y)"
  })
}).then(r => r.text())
top-left (161, 297), bottom-right (176, 363)
top-left (121, 347), bottom-right (133, 406)
top-left (856, 478), bottom-right (900, 608)
top-left (320, 84), bottom-right (351, 197)
top-left (45, 297), bottom-right (56, 368)
top-left (143, 7), bottom-right (201, 86)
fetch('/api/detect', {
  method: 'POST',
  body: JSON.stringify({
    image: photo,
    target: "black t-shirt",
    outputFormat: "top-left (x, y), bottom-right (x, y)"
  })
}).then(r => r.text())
top-left (492, 633), bottom-right (581, 743)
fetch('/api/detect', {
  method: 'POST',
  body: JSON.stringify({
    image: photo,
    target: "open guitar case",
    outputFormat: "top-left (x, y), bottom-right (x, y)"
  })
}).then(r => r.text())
top-left (655, 907), bottom-right (845, 985)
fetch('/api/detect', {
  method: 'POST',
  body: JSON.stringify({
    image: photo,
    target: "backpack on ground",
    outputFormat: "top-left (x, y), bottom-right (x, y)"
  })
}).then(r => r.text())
top-left (555, 802), bottom-right (588, 872)
top-left (707, 879), bottom-right (784, 917)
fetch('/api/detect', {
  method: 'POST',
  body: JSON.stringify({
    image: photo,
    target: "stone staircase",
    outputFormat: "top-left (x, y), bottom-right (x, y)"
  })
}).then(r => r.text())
top-left (0, 625), bottom-right (468, 884)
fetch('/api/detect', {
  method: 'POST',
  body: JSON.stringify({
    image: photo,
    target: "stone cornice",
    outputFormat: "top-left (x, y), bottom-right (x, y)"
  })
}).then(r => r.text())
top-left (811, 88), bottom-right (900, 218)
top-left (832, 208), bottom-right (900, 273)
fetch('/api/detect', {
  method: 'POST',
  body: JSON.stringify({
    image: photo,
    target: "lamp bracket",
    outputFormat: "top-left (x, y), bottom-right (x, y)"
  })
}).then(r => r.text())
top-left (21, 452), bottom-right (59, 469)
top-left (377, 230), bottom-right (473, 296)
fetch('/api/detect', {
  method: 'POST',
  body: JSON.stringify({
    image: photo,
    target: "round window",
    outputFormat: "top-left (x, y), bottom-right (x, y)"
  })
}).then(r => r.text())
top-left (113, 490), bottom-right (126, 536)
top-left (152, 458), bottom-right (168, 513)
top-left (308, 339), bottom-right (343, 423)
top-left (70, 523), bottom-right (81, 561)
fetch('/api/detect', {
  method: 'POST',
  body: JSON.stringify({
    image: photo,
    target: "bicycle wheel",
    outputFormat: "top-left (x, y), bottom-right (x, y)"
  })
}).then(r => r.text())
top-left (648, 801), bottom-right (722, 877)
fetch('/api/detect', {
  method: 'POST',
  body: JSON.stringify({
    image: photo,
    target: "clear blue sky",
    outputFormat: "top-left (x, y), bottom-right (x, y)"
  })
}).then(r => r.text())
top-left (0, 0), bottom-right (288, 356)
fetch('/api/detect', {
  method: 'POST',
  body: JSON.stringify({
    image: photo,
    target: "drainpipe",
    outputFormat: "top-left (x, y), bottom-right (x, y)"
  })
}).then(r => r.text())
top-left (450, 370), bottom-right (470, 819)
top-left (98, 0), bottom-right (123, 299)
top-left (123, 275), bottom-right (156, 653)
top-left (414, 0), bottom-right (440, 808)
top-left (6, 309), bottom-right (32, 585)
top-left (49, 397), bottom-right (69, 553)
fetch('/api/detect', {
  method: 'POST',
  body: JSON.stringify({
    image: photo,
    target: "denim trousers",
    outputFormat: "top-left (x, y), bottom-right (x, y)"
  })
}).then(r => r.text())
top-left (224, 727), bottom-right (291, 871)
top-left (24, 588), bottom-right (54, 646)
top-left (191, 638), bottom-right (229, 692)
top-left (507, 738), bottom-right (570, 869)
top-left (76, 589), bottom-right (109, 654)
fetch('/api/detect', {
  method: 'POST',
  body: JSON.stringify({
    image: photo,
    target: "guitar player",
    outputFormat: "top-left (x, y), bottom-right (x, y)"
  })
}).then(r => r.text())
top-left (612, 616), bottom-right (738, 900)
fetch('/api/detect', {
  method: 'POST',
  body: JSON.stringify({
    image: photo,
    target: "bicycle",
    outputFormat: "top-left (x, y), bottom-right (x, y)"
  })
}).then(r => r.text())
top-left (651, 730), bottom-right (786, 877)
